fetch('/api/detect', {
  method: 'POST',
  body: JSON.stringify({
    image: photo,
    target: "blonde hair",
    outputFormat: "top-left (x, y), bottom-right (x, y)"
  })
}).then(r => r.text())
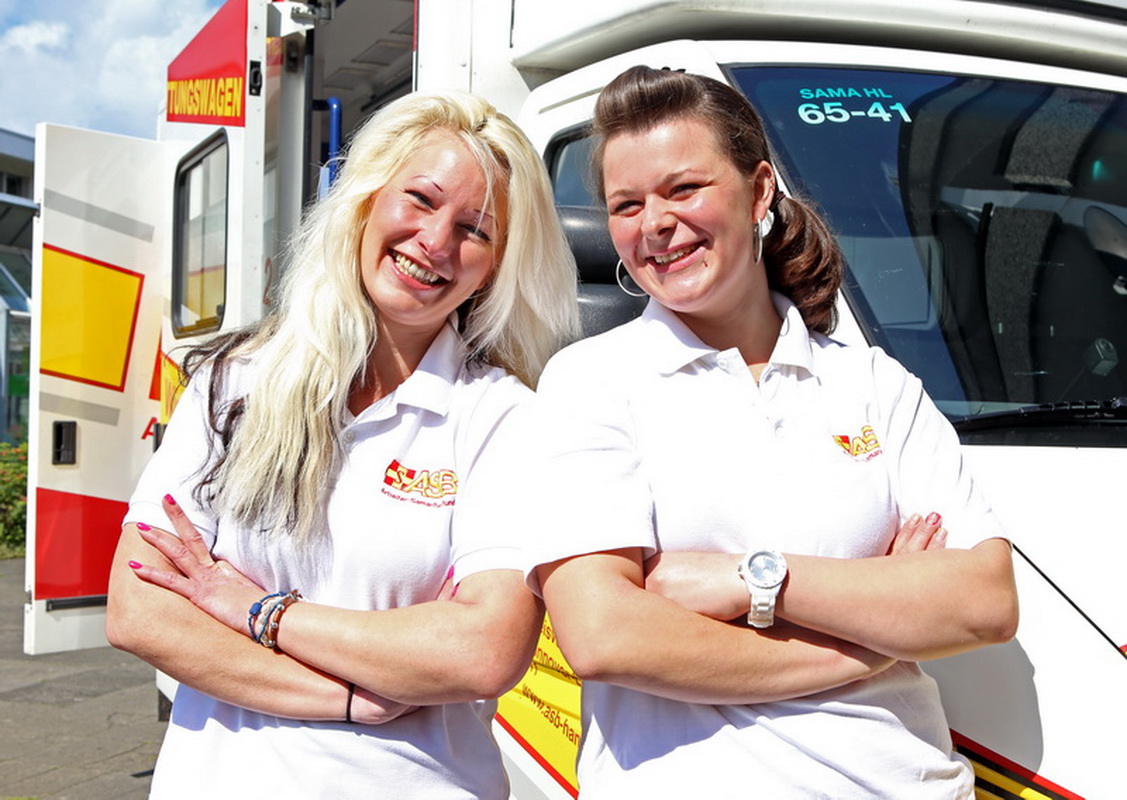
top-left (192, 92), bottom-right (579, 542)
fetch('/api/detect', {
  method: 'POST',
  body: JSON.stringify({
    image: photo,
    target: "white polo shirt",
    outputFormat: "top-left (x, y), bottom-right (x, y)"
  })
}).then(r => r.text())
top-left (521, 294), bottom-right (1001, 798)
top-left (125, 319), bottom-right (528, 799)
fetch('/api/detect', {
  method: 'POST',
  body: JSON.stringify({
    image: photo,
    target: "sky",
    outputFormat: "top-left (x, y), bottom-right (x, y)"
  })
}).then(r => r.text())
top-left (0, 0), bottom-right (224, 141)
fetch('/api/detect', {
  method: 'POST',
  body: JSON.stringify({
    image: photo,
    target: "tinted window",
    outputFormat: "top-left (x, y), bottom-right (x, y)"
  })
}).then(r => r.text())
top-left (733, 66), bottom-right (1127, 445)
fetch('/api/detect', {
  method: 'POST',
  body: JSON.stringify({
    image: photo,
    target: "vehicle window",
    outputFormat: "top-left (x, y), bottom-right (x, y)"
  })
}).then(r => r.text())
top-left (732, 65), bottom-right (1127, 445)
top-left (549, 134), bottom-right (598, 207)
top-left (173, 132), bottom-right (228, 337)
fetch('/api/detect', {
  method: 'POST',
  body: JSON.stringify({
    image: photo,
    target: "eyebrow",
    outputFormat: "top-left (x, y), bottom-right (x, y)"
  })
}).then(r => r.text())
top-left (411, 175), bottom-right (444, 194)
top-left (410, 175), bottom-right (496, 224)
top-left (605, 168), bottom-right (703, 201)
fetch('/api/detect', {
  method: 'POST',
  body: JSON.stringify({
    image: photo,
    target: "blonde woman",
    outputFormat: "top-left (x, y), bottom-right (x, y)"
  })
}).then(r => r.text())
top-left (106, 91), bottom-right (579, 798)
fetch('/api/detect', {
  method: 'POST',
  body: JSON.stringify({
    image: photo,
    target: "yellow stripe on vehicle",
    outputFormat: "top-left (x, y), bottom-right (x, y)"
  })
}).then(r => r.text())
top-left (955, 732), bottom-right (1079, 800)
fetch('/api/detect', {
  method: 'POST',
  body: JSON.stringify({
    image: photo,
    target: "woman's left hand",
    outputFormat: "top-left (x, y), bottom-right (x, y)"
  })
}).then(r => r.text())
top-left (128, 494), bottom-right (264, 635)
top-left (886, 512), bottom-right (947, 555)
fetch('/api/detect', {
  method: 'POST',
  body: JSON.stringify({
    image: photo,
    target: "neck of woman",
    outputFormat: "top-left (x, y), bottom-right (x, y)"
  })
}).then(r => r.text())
top-left (678, 292), bottom-right (782, 380)
top-left (347, 320), bottom-right (439, 415)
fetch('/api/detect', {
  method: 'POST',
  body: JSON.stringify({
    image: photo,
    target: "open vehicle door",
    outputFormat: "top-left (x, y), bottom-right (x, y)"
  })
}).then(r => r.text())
top-left (24, 0), bottom-right (279, 655)
top-left (26, 125), bottom-right (171, 654)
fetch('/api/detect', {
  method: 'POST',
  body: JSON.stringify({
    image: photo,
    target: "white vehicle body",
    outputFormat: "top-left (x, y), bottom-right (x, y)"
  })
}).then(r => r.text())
top-left (28, 2), bottom-right (1126, 797)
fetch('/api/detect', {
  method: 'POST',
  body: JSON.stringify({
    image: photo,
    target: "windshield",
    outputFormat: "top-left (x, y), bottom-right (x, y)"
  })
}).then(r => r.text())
top-left (731, 65), bottom-right (1127, 445)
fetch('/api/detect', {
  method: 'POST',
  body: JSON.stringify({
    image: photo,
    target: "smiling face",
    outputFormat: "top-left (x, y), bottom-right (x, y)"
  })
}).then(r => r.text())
top-left (603, 116), bottom-right (775, 332)
top-left (358, 131), bottom-right (502, 347)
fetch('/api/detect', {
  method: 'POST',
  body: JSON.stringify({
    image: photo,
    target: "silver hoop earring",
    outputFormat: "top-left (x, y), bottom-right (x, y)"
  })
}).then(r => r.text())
top-left (615, 260), bottom-right (648, 298)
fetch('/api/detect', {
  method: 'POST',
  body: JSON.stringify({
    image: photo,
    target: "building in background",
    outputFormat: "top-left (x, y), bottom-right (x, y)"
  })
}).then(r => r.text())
top-left (0, 127), bottom-right (33, 442)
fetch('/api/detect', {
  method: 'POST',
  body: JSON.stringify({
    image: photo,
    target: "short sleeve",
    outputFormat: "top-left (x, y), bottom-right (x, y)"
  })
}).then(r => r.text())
top-left (872, 348), bottom-right (1006, 549)
top-left (123, 368), bottom-right (221, 544)
top-left (512, 347), bottom-right (657, 595)
top-left (448, 372), bottom-right (535, 582)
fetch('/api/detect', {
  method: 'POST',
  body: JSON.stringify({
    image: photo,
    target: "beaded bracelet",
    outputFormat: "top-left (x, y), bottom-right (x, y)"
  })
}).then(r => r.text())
top-left (248, 589), bottom-right (302, 648)
top-left (247, 591), bottom-right (285, 639)
top-left (258, 589), bottom-right (302, 649)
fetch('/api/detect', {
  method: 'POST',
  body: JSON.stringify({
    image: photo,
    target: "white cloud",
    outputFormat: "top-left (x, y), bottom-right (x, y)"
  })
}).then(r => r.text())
top-left (2, 20), bottom-right (69, 54)
top-left (0, 0), bottom-right (223, 139)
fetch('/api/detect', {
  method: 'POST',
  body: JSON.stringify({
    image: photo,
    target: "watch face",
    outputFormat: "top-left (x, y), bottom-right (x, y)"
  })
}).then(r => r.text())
top-left (747, 551), bottom-right (786, 588)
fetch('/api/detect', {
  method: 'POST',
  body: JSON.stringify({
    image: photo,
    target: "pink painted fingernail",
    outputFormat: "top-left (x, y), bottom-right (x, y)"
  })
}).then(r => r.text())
top-left (446, 566), bottom-right (455, 580)
top-left (136, 522), bottom-right (151, 532)
top-left (926, 512), bottom-right (941, 525)
top-left (128, 561), bottom-right (142, 569)
top-left (163, 494), bottom-right (177, 506)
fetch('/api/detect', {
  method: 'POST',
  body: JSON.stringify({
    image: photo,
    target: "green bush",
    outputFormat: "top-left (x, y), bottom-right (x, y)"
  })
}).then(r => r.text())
top-left (0, 441), bottom-right (28, 551)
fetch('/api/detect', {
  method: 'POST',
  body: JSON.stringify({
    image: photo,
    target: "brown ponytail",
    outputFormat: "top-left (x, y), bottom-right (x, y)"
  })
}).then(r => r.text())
top-left (764, 195), bottom-right (842, 334)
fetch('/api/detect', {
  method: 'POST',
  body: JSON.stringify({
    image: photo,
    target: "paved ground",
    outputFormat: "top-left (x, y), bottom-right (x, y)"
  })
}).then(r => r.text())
top-left (0, 557), bottom-right (166, 799)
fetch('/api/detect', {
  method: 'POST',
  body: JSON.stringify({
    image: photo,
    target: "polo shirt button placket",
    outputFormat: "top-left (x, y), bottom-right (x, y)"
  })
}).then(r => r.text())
top-left (758, 369), bottom-right (786, 437)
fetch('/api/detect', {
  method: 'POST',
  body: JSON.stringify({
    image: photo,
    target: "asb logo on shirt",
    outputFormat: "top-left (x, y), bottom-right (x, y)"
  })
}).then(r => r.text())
top-left (383, 459), bottom-right (458, 508)
top-left (833, 425), bottom-right (883, 462)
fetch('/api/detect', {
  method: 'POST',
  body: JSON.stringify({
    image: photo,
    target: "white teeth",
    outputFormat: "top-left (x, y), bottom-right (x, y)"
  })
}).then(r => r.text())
top-left (653, 245), bottom-right (696, 265)
top-left (393, 252), bottom-right (442, 284)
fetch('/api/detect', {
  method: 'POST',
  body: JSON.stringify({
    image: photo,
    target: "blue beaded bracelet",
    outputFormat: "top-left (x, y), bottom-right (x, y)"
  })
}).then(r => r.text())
top-left (247, 591), bottom-right (285, 639)
top-left (254, 589), bottom-right (303, 649)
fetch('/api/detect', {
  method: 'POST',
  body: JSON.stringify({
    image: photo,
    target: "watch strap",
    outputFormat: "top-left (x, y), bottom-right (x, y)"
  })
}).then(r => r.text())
top-left (748, 586), bottom-right (779, 628)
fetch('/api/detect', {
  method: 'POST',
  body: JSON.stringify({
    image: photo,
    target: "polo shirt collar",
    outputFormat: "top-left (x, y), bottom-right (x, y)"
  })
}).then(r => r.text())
top-left (769, 292), bottom-right (816, 374)
top-left (639, 300), bottom-right (717, 375)
top-left (393, 316), bottom-right (464, 417)
top-left (639, 292), bottom-right (814, 375)
top-left (349, 316), bottom-right (464, 423)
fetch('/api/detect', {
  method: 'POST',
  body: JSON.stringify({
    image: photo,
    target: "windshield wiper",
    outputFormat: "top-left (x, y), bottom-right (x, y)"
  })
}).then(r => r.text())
top-left (952, 396), bottom-right (1127, 433)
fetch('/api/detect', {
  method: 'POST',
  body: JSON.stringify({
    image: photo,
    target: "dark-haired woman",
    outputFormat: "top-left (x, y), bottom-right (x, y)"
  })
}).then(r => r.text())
top-left (520, 66), bottom-right (1017, 798)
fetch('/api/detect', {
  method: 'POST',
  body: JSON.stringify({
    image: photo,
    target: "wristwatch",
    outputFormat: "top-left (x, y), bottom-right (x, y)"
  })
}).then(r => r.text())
top-left (737, 549), bottom-right (788, 628)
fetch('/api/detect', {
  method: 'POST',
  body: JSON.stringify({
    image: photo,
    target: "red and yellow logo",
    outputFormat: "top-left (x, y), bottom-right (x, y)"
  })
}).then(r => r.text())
top-left (833, 425), bottom-right (883, 461)
top-left (383, 459), bottom-right (457, 507)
